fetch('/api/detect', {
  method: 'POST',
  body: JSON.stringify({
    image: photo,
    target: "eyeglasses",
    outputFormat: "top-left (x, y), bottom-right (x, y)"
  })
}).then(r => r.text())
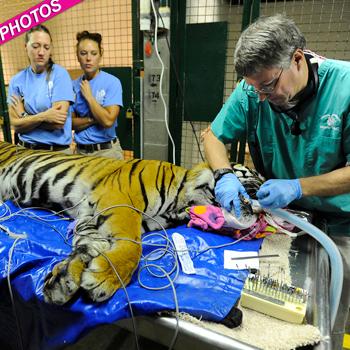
top-left (242, 68), bottom-right (284, 97)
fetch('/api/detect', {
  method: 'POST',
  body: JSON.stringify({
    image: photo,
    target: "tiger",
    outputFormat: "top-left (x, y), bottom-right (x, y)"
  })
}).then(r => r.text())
top-left (0, 141), bottom-right (262, 305)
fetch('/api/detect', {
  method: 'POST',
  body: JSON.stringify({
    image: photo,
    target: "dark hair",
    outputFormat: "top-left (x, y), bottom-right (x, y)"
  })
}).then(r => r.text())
top-left (25, 24), bottom-right (54, 80)
top-left (76, 31), bottom-right (103, 55)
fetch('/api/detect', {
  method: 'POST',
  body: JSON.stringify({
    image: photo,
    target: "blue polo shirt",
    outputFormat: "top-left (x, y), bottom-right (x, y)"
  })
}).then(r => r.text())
top-left (72, 70), bottom-right (123, 144)
top-left (8, 64), bottom-right (74, 145)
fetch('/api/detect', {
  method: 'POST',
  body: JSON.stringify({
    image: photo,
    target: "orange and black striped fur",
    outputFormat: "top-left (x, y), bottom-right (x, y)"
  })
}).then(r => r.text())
top-left (0, 141), bottom-right (217, 304)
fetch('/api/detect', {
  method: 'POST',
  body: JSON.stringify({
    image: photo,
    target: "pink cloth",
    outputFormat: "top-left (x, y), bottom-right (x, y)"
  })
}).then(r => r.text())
top-left (188, 205), bottom-right (225, 231)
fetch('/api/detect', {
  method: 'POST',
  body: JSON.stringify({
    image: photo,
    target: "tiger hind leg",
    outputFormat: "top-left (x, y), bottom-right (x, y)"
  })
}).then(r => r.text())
top-left (43, 218), bottom-right (112, 304)
top-left (80, 206), bottom-right (143, 302)
top-left (43, 253), bottom-right (86, 305)
top-left (81, 239), bottom-right (142, 302)
top-left (44, 206), bottom-right (143, 304)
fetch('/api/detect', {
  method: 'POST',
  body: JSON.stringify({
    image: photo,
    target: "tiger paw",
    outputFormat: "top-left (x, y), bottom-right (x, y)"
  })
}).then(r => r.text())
top-left (43, 256), bottom-right (85, 305)
top-left (80, 254), bottom-right (137, 302)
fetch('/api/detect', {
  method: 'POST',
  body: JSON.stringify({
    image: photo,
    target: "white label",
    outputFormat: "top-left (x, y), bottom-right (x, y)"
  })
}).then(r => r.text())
top-left (224, 250), bottom-right (259, 270)
top-left (172, 232), bottom-right (196, 275)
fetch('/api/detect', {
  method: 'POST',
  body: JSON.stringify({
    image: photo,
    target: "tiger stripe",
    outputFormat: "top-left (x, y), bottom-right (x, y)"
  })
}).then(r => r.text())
top-left (0, 141), bottom-right (216, 304)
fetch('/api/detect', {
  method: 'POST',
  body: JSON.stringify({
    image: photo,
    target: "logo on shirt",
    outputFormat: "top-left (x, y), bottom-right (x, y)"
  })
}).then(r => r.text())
top-left (320, 114), bottom-right (340, 134)
top-left (47, 80), bottom-right (53, 99)
top-left (96, 89), bottom-right (106, 104)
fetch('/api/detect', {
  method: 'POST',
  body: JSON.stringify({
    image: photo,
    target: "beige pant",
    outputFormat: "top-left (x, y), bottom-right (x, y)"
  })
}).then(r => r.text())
top-left (75, 140), bottom-right (124, 160)
top-left (330, 236), bottom-right (350, 349)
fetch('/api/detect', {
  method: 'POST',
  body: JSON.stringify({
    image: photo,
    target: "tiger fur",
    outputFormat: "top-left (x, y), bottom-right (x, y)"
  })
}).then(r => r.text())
top-left (0, 142), bottom-right (219, 304)
top-left (0, 141), bottom-right (263, 305)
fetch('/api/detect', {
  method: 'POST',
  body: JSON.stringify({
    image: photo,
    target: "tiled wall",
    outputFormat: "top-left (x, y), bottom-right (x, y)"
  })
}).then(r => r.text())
top-left (181, 0), bottom-right (350, 169)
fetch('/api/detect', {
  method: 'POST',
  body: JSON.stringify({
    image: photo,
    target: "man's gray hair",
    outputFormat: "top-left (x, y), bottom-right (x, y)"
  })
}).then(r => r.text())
top-left (234, 14), bottom-right (306, 77)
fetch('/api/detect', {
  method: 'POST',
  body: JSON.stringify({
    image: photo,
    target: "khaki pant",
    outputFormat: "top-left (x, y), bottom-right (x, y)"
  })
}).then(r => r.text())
top-left (75, 140), bottom-right (124, 160)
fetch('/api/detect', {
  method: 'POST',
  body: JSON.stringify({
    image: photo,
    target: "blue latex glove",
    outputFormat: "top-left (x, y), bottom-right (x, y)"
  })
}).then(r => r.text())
top-left (256, 179), bottom-right (302, 209)
top-left (214, 173), bottom-right (250, 217)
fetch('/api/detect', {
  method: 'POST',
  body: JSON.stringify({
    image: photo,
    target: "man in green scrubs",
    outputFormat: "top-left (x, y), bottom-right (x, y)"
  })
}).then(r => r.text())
top-left (203, 14), bottom-right (350, 348)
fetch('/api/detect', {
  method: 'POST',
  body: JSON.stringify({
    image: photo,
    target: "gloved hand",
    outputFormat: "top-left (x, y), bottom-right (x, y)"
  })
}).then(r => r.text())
top-left (215, 173), bottom-right (251, 217)
top-left (256, 179), bottom-right (302, 209)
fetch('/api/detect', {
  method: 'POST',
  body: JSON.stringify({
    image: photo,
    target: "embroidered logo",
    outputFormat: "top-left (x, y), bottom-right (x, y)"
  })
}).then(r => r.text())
top-left (47, 80), bottom-right (53, 99)
top-left (96, 89), bottom-right (106, 104)
top-left (320, 114), bottom-right (340, 133)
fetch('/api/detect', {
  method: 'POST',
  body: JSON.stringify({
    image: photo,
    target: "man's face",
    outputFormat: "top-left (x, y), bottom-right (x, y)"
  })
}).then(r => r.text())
top-left (25, 31), bottom-right (52, 73)
top-left (244, 49), bottom-right (308, 109)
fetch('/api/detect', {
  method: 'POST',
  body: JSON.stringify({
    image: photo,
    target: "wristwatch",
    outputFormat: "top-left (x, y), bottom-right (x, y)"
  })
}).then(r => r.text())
top-left (20, 112), bottom-right (28, 118)
top-left (213, 168), bottom-right (233, 183)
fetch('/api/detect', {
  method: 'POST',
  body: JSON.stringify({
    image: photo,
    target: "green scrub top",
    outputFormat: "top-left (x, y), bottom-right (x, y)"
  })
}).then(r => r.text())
top-left (211, 59), bottom-right (350, 236)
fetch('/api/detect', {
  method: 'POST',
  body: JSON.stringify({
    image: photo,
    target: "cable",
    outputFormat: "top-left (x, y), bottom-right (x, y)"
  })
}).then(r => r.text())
top-left (7, 186), bottom-right (87, 223)
top-left (1, 199), bottom-right (84, 350)
top-left (150, 0), bottom-right (176, 164)
top-left (156, 7), bottom-right (206, 162)
top-left (3, 200), bottom-right (256, 350)
top-left (69, 202), bottom-right (253, 350)
top-left (97, 250), bottom-right (141, 350)
top-left (0, 200), bottom-right (11, 219)
top-left (138, 264), bottom-right (180, 350)
top-left (138, 249), bottom-right (179, 290)
top-left (7, 237), bottom-right (25, 350)
top-left (3, 209), bottom-right (140, 350)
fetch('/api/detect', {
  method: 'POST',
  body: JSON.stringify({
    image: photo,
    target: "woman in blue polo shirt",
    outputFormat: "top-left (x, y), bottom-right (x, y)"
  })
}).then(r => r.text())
top-left (8, 24), bottom-right (74, 152)
top-left (72, 31), bottom-right (124, 159)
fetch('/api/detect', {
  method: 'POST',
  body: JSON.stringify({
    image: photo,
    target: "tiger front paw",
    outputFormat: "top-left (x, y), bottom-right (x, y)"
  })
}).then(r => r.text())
top-left (43, 256), bottom-right (86, 305)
